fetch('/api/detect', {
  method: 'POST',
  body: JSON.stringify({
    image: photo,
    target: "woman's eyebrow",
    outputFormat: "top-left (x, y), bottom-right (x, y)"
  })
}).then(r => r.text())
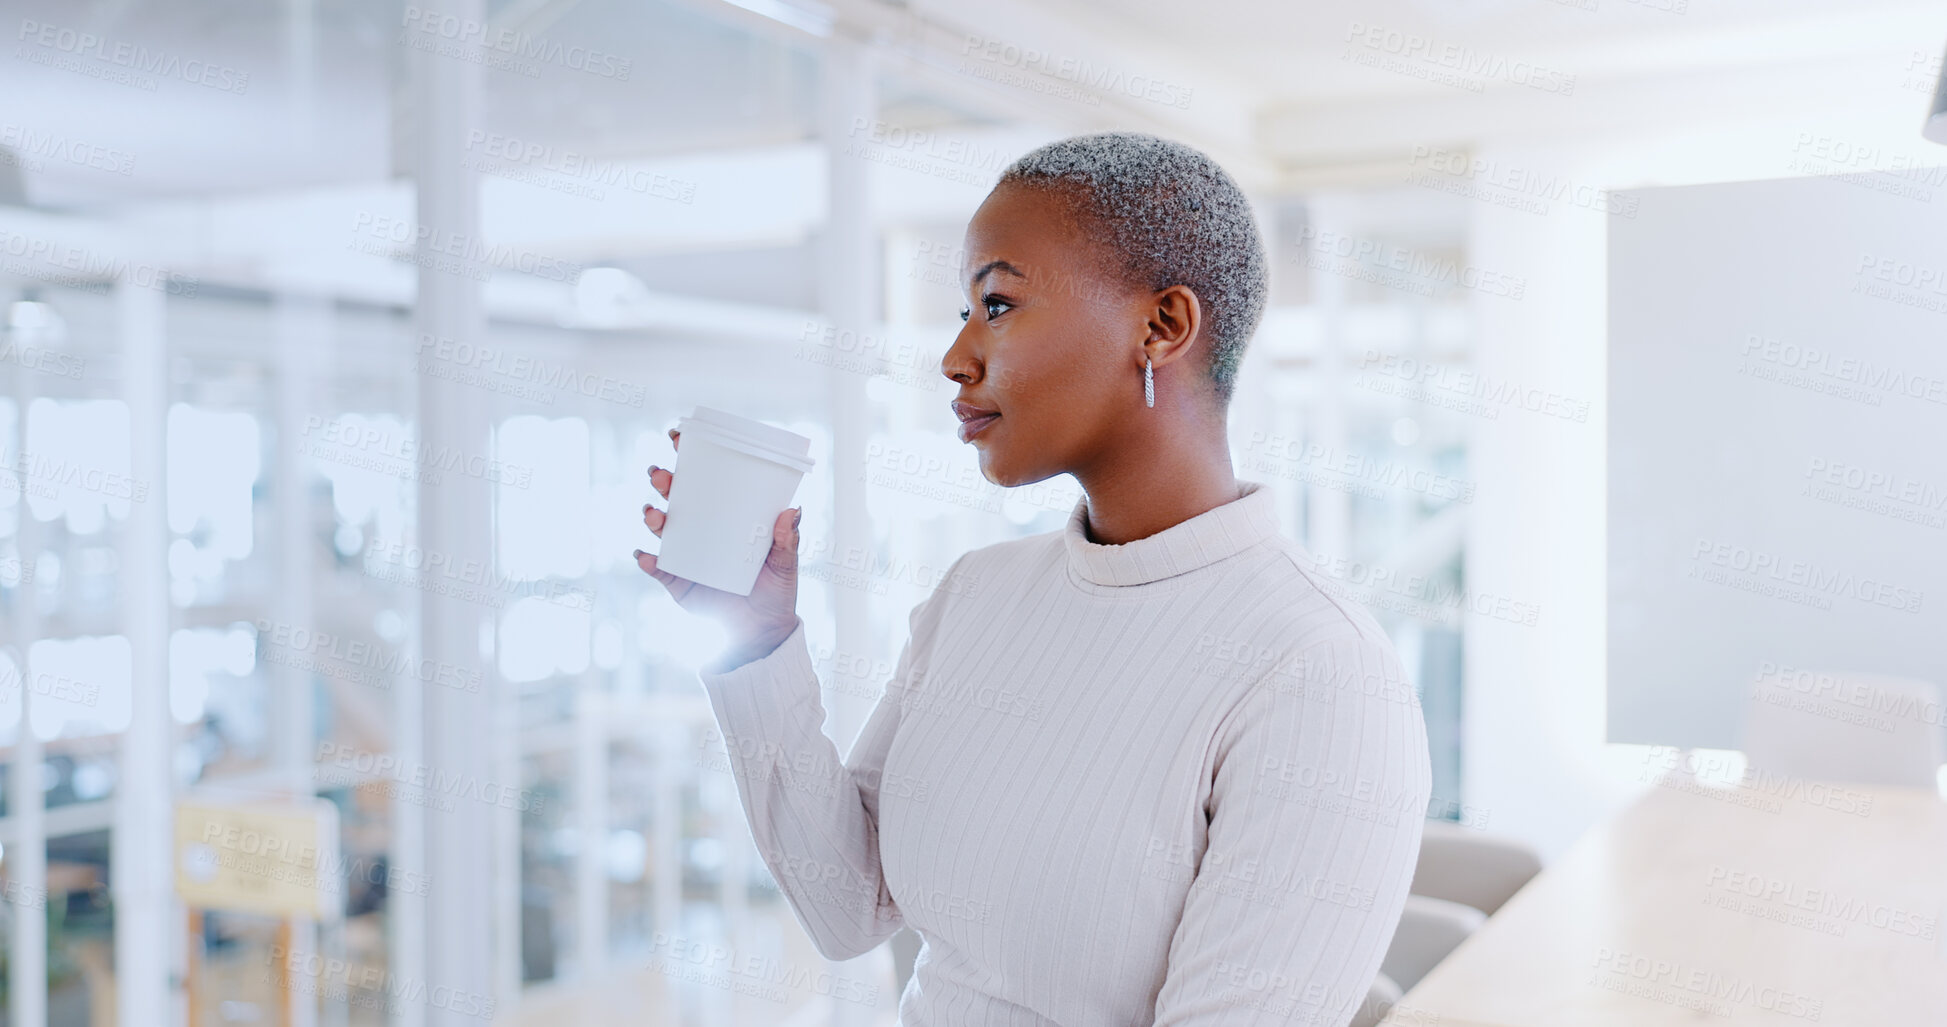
top-left (968, 259), bottom-right (1029, 289)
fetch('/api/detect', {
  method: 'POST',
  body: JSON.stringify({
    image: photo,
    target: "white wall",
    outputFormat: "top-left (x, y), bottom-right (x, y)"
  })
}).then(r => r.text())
top-left (1460, 108), bottom-right (1947, 859)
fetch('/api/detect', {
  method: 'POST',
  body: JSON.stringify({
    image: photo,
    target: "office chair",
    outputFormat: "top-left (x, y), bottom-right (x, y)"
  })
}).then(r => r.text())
top-left (1348, 970), bottom-right (1402, 1027)
top-left (891, 926), bottom-right (922, 998)
top-left (1743, 672), bottom-right (1945, 788)
top-left (1408, 819), bottom-right (1543, 917)
top-left (1380, 894), bottom-right (1486, 993)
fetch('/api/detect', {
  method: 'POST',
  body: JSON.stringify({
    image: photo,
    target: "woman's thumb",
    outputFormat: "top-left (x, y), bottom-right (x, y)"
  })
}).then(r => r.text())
top-left (769, 507), bottom-right (802, 566)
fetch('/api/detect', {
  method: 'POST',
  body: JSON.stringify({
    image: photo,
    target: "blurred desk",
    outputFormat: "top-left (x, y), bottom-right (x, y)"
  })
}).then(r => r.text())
top-left (1383, 774), bottom-right (1947, 1026)
top-left (46, 859), bottom-right (100, 896)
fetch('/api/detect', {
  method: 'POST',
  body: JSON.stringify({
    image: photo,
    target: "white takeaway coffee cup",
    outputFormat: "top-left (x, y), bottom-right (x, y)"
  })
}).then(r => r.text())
top-left (654, 406), bottom-right (815, 596)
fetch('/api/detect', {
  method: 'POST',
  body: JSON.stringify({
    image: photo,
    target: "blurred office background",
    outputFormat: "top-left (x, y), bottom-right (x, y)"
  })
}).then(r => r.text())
top-left (0, 0), bottom-right (1941, 1024)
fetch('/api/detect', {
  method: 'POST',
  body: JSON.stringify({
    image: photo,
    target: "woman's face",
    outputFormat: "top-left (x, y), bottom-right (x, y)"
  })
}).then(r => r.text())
top-left (942, 183), bottom-right (1150, 488)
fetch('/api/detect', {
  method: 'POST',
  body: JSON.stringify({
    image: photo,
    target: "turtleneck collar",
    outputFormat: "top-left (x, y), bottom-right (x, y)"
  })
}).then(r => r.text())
top-left (1063, 479), bottom-right (1281, 588)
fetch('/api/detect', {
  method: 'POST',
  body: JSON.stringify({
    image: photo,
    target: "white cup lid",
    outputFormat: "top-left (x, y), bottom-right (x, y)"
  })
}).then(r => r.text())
top-left (682, 406), bottom-right (812, 461)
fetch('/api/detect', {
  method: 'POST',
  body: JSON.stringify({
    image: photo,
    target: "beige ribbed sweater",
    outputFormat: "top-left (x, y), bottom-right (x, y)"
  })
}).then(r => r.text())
top-left (697, 479), bottom-right (1432, 1026)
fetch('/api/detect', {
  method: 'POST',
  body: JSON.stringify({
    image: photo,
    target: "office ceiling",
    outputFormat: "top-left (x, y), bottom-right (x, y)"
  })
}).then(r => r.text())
top-left (4, 0), bottom-right (1941, 204)
top-left (1024, 0), bottom-right (1945, 103)
top-left (4, 0), bottom-right (821, 206)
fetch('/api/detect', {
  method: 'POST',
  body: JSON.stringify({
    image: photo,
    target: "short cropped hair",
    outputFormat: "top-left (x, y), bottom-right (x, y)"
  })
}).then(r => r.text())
top-left (997, 132), bottom-right (1268, 406)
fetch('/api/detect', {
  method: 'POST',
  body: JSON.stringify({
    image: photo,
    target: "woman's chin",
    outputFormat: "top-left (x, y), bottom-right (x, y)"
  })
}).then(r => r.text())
top-left (974, 449), bottom-right (1013, 488)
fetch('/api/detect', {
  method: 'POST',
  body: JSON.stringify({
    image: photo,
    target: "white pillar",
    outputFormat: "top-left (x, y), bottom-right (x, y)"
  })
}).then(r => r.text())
top-left (273, 293), bottom-right (324, 1027)
top-left (819, 34), bottom-right (879, 1027)
top-left (651, 716), bottom-right (681, 1018)
top-left (1460, 140), bottom-right (1622, 861)
top-left (819, 38), bottom-right (874, 785)
top-left (403, 1), bottom-right (497, 1022)
top-left (390, 626), bottom-right (428, 1027)
top-left (114, 267), bottom-right (173, 1026)
top-left (284, 0), bottom-right (317, 122)
top-left (1305, 201), bottom-right (1352, 559)
top-left (7, 656), bottom-right (45, 1027)
top-left (8, 342), bottom-right (47, 1027)
top-left (1233, 198), bottom-right (1303, 540)
top-left (572, 670), bottom-right (608, 981)
top-left (494, 653), bottom-right (521, 1005)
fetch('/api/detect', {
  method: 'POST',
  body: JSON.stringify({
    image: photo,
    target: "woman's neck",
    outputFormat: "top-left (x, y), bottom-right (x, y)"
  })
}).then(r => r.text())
top-left (1072, 416), bottom-right (1239, 546)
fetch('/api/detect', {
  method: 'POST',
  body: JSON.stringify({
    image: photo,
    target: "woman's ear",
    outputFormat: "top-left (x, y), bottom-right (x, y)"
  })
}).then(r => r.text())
top-left (1145, 285), bottom-right (1203, 366)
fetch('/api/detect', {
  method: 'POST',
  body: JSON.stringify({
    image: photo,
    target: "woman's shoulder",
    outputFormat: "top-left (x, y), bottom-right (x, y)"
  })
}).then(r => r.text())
top-left (944, 524), bottom-right (1068, 579)
top-left (906, 525), bottom-right (1065, 610)
top-left (1218, 536), bottom-right (1399, 648)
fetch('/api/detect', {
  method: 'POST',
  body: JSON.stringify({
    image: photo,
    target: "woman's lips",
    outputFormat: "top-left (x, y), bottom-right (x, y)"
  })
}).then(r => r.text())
top-left (958, 413), bottom-right (1000, 443)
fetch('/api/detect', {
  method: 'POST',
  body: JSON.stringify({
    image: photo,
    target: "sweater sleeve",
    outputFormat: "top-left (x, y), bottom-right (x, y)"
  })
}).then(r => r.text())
top-left (694, 559), bottom-right (961, 962)
top-left (1151, 632), bottom-right (1432, 1027)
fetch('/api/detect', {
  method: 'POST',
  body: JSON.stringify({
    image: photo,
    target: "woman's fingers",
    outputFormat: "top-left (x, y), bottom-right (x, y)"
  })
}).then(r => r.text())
top-left (668, 427), bottom-right (681, 451)
top-left (647, 427), bottom-right (679, 499)
top-left (635, 430), bottom-right (689, 594)
top-left (632, 549), bottom-right (688, 598)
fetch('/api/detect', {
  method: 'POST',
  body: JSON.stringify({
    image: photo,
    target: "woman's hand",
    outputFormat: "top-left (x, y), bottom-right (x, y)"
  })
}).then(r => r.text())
top-left (635, 427), bottom-right (803, 668)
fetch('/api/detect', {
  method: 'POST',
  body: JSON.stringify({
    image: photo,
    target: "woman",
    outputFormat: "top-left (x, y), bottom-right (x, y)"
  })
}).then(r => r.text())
top-left (635, 132), bottom-right (1431, 1026)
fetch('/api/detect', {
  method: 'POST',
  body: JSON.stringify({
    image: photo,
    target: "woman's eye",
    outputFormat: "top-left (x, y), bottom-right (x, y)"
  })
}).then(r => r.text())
top-left (960, 297), bottom-right (1012, 322)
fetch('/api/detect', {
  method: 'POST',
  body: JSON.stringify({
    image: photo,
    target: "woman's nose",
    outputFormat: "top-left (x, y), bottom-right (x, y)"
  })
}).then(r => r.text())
top-left (941, 328), bottom-right (979, 385)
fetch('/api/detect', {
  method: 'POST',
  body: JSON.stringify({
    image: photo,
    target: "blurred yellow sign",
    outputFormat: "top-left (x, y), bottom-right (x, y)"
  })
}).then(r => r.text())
top-left (174, 797), bottom-right (340, 920)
